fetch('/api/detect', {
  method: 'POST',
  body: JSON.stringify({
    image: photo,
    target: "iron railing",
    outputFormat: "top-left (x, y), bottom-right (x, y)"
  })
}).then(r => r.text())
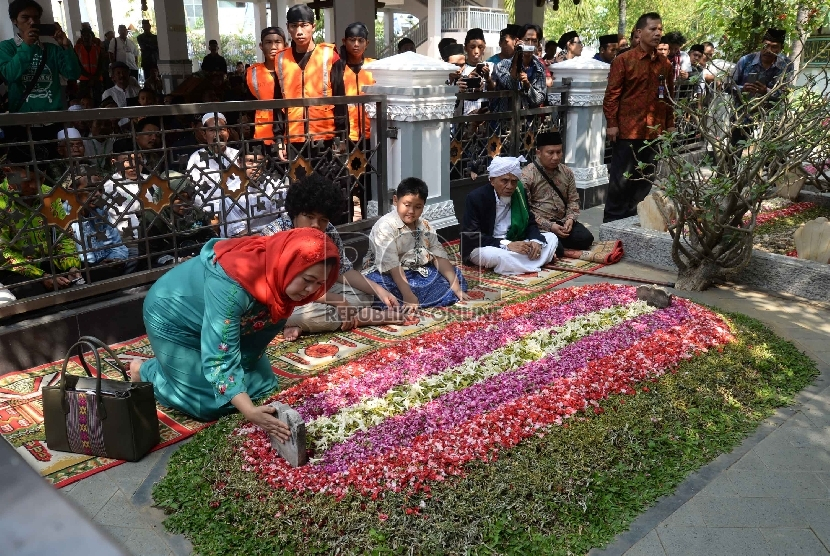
top-left (0, 96), bottom-right (388, 318)
top-left (377, 19), bottom-right (428, 59)
top-left (445, 82), bottom-right (572, 188)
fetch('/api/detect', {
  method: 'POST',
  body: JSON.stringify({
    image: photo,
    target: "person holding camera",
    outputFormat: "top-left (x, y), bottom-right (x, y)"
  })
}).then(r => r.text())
top-left (451, 28), bottom-right (493, 116)
top-left (491, 25), bottom-right (547, 112)
top-left (0, 0), bottom-right (81, 118)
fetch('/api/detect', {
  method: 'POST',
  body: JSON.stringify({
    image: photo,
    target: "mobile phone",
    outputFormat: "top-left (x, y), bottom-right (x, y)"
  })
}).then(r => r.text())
top-left (475, 63), bottom-right (486, 74)
top-left (520, 44), bottom-right (537, 53)
top-left (746, 72), bottom-right (758, 84)
top-left (36, 23), bottom-right (57, 36)
top-left (462, 76), bottom-right (482, 89)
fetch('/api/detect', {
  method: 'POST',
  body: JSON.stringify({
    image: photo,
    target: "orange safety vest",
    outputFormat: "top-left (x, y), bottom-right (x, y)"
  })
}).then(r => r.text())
top-left (344, 58), bottom-right (375, 142)
top-left (246, 63), bottom-right (277, 145)
top-left (275, 43), bottom-right (338, 142)
top-left (75, 43), bottom-right (102, 82)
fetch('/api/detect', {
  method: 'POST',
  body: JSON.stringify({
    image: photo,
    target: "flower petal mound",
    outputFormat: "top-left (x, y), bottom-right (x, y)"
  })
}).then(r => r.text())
top-left (237, 284), bottom-right (734, 499)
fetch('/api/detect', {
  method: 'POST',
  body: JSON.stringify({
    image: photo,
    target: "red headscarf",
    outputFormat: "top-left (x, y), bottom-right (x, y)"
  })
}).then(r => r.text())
top-left (213, 228), bottom-right (340, 322)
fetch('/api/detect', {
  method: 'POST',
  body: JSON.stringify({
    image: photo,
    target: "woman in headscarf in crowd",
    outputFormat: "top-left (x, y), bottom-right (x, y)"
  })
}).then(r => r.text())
top-left (132, 229), bottom-right (340, 437)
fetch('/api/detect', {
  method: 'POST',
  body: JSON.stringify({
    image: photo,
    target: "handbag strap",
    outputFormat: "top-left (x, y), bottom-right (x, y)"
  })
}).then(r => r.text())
top-left (532, 159), bottom-right (571, 214)
top-left (13, 45), bottom-right (47, 112)
top-left (59, 337), bottom-right (130, 418)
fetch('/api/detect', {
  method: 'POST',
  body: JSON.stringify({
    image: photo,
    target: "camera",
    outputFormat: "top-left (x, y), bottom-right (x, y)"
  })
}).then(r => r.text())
top-left (462, 76), bottom-right (482, 89)
top-left (520, 44), bottom-right (537, 53)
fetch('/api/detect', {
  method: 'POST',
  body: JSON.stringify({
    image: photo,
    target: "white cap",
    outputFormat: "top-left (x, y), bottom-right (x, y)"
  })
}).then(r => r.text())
top-left (202, 112), bottom-right (227, 125)
top-left (68, 104), bottom-right (84, 112)
top-left (57, 128), bottom-right (83, 140)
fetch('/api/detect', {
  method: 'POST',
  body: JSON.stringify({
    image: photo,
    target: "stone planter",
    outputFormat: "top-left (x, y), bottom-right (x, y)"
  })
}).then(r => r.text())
top-left (598, 192), bottom-right (830, 302)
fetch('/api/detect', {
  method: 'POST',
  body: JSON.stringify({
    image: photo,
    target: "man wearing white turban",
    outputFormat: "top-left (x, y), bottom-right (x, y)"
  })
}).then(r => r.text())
top-left (460, 155), bottom-right (558, 275)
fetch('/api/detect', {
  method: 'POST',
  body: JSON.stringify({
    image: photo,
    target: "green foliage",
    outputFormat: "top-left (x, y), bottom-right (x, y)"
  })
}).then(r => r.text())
top-left (187, 30), bottom-right (258, 66)
top-left (153, 312), bottom-right (816, 555)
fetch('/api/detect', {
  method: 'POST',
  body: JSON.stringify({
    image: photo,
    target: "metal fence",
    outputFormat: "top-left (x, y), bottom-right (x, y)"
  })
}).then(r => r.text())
top-left (441, 7), bottom-right (509, 33)
top-left (0, 96), bottom-right (388, 318)
top-left (446, 82), bottom-right (572, 188)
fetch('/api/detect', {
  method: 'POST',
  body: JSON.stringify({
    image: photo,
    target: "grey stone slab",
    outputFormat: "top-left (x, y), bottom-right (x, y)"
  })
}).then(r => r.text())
top-left (761, 529), bottom-right (830, 556)
top-left (694, 496), bottom-right (807, 528)
top-left (658, 499), bottom-right (706, 527)
top-left (105, 526), bottom-right (173, 556)
top-left (94, 491), bottom-right (153, 529)
top-left (64, 471), bottom-right (119, 519)
top-left (757, 447), bottom-right (830, 472)
top-left (729, 450), bottom-right (770, 472)
top-left (694, 472), bottom-right (741, 498)
top-left (793, 499), bottom-right (830, 548)
top-left (103, 449), bottom-right (165, 497)
top-left (657, 527), bottom-right (772, 556)
top-left (624, 530), bottom-right (666, 556)
top-left (726, 469), bottom-right (830, 499)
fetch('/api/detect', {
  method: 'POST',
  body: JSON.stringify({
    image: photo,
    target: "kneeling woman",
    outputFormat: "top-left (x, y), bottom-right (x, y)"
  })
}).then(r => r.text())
top-left (132, 228), bottom-right (339, 438)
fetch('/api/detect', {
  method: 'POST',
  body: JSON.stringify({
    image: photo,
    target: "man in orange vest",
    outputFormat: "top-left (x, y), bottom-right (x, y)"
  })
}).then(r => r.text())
top-left (75, 24), bottom-right (105, 104)
top-left (332, 22), bottom-right (375, 221)
top-left (246, 26), bottom-right (287, 145)
top-left (274, 4), bottom-right (347, 222)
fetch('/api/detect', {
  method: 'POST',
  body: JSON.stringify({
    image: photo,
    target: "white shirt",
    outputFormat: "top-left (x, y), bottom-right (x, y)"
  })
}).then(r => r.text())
top-left (223, 176), bottom-right (287, 238)
top-left (186, 146), bottom-right (241, 232)
top-left (109, 36), bottom-right (139, 70)
top-left (493, 189), bottom-right (512, 239)
top-left (101, 173), bottom-right (155, 238)
top-left (102, 79), bottom-right (141, 107)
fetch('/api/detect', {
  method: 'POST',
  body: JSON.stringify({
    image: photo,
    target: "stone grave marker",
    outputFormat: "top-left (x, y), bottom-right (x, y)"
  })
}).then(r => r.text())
top-left (794, 217), bottom-right (830, 263)
top-left (268, 401), bottom-right (308, 467)
top-left (637, 192), bottom-right (675, 232)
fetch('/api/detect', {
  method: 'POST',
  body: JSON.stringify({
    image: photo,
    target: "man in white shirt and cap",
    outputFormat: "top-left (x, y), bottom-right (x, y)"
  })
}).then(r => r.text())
top-left (460, 155), bottom-right (558, 275)
top-left (186, 112), bottom-right (242, 235)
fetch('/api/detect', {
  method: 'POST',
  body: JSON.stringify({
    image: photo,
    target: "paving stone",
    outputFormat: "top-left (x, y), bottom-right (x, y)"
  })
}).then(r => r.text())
top-left (756, 447), bottom-right (830, 472)
top-left (693, 496), bottom-right (807, 528)
top-left (103, 450), bottom-right (165, 497)
top-left (105, 526), bottom-right (173, 556)
top-left (658, 499), bottom-right (706, 528)
top-left (726, 469), bottom-right (830, 499)
top-left (792, 499), bottom-right (830, 548)
top-left (64, 471), bottom-right (119, 519)
top-left (93, 491), bottom-right (153, 529)
top-left (694, 472), bottom-right (741, 498)
top-left (624, 530), bottom-right (666, 556)
top-left (761, 528), bottom-right (830, 555)
top-left (656, 527), bottom-right (771, 556)
top-left (728, 450), bottom-right (769, 472)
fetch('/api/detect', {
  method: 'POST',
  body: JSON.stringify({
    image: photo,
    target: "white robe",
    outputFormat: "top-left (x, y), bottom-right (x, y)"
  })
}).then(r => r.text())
top-left (469, 232), bottom-right (559, 275)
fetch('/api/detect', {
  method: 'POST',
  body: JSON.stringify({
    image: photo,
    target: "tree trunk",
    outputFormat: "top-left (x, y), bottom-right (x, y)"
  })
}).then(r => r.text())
top-left (674, 259), bottom-right (724, 291)
top-left (618, 0), bottom-right (627, 36)
top-left (790, 5), bottom-right (810, 73)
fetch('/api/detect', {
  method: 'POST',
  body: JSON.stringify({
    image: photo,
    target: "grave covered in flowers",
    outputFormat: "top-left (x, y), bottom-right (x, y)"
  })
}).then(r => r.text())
top-left (153, 284), bottom-right (816, 554)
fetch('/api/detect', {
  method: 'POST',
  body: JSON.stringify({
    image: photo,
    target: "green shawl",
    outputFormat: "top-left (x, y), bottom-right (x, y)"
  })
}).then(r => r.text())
top-left (505, 180), bottom-right (530, 241)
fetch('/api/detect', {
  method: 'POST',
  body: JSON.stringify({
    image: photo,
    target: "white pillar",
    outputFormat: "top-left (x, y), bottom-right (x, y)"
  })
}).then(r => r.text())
top-left (513, 0), bottom-right (545, 27)
top-left (253, 1), bottom-right (267, 61)
top-left (383, 10), bottom-right (394, 49)
top-left (155, 0), bottom-right (191, 91)
top-left (426, 0), bottom-right (441, 59)
top-left (94, 0), bottom-right (114, 39)
top-left (202, 0), bottom-right (220, 50)
top-left (332, 0), bottom-right (376, 57)
top-left (323, 7), bottom-right (334, 44)
top-left (271, 0), bottom-right (286, 29)
top-left (63, 0), bottom-right (83, 41)
top-left (0, 0), bottom-right (14, 41)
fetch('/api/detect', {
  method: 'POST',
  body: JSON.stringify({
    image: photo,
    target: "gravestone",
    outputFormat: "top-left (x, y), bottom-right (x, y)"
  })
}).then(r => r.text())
top-left (267, 401), bottom-right (308, 467)
top-left (794, 217), bottom-right (830, 263)
top-left (637, 193), bottom-right (669, 232)
top-left (773, 167), bottom-right (808, 201)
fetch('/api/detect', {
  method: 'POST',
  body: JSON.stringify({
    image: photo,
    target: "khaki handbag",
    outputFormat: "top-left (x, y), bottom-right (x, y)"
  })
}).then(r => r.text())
top-left (43, 336), bottom-right (160, 462)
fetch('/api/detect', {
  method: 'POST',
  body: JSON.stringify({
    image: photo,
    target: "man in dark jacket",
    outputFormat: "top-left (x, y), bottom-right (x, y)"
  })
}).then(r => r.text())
top-left (461, 155), bottom-right (558, 275)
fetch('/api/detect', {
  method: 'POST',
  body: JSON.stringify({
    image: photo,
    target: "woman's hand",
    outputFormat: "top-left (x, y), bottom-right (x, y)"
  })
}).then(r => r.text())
top-left (244, 405), bottom-right (290, 442)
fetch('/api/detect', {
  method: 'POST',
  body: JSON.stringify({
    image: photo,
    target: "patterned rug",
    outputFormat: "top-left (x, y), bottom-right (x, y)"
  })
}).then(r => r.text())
top-left (0, 242), bottom-right (603, 487)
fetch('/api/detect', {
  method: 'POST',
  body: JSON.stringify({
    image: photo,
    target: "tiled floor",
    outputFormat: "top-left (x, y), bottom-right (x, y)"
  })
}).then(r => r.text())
top-left (57, 206), bottom-right (830, 555)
